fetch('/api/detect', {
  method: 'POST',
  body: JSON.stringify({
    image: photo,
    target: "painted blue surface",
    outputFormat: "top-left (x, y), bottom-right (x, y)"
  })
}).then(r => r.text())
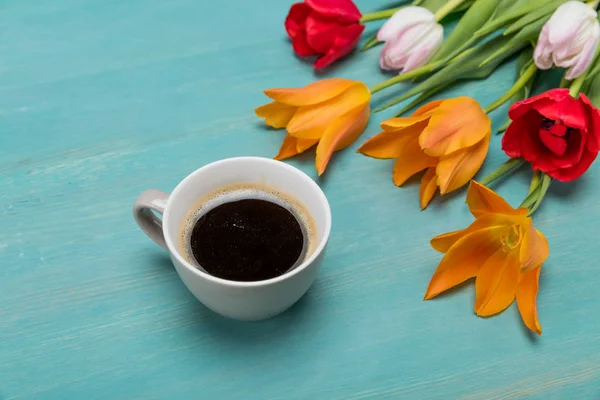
top-left (1, 1), bottom-right (600, 399)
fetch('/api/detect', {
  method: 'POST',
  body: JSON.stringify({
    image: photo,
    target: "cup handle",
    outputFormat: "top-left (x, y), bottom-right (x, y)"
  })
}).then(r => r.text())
top-left (133, 189), bottom-right (170, 250)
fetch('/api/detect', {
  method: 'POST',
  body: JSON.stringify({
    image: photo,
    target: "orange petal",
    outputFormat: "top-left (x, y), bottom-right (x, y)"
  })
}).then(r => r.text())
top-left (516, 265), bottom-right (543, 335)
top-left (430, 228), bottom-right (469, 253)
top-left (274, 135), bottom-right (318, 160)
top-left (430, 212), bottom-right (520, 253)
top-left (315, 105), bottom-right (369, 175)
top-left (287, 84), bottom-right (370, 140)
top-left (255, 101), bottom-right (297, 128)
top-left (357, 120), bottom-right (427, 159)
top-left (412, 100), bottom-right (443, 116)
top-left (297, 137), bottom-right (318, 153)
top-left (420, 167), bottom-right (438, 209)
top-left (436, 135), bottom-right (489, 194)
top-left (424, 227), bottom-right (505, 300)
top-left (264, 78), bottom-right (357, 106)
top-left (380, 114), bottom-right (432, 131)
top-left (392, 136), bottom-right (437, 186)
top-left (520, 223), bottom-right (549, 273)
top-left (467, 181), bottom-right (526, 218)
top-left (419, 97), bottom-right (491, 157)
top-left (474, 247), bottom-right (520, 317)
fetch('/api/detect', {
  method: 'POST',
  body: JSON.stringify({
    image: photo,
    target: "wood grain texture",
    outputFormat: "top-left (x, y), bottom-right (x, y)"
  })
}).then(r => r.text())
top-left (1, 1), bottom-right (600, 399)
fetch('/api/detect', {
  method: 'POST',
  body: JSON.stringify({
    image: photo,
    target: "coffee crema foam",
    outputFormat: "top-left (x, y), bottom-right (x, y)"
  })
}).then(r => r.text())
top-left (178, 183), bottom-right (318, 274)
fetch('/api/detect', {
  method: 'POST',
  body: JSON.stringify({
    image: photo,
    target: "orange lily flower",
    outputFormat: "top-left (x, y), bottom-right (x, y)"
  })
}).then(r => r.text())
top-left (424, 181), bottom-right (550, 335)
top-left (358, 97), bottom-right (491, 209)
top-left (255, 78), bottom-right (370, 175)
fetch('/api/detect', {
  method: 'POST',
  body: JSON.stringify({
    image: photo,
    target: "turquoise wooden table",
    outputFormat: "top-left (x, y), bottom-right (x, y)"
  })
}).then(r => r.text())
top-left (2, 1), bottom-right (600, 399)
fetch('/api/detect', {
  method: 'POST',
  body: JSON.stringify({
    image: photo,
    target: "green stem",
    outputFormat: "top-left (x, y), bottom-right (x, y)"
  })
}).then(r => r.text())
top-left (478, 158), bottom-right (525, 187)
top-left (560, 76), bottom-right (571, 88)
top-left (526, 174), bottom-right (552, 216)
top-left (434, 0), bottom-right (468, 21)
top-left (569, 73), bottom-right (587, 97)
top-left (369, 62), bottom-right (440, 93)
top-left (360, 7), bottom-right (402, 23)
top-left (528, 170), bottom-right (541, 195)
top-left (484, 61), bottom-right (537, 114)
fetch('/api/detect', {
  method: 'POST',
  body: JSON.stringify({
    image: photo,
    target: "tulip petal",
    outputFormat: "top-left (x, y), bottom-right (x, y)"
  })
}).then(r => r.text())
top-left (424, 227), bottom-right (504, 300)
top-left (413, 100), bottom-right (443, 116)
top-left (306, 0), bottom-right (362, 23)
top-left (305, 12), bottom-right (344, 53)
top-left (285, 3), bottom-right (311, 39)
top-left (274, 135), bottom-right (318, 160)
top-left (520, 224), bottom-right (550, 273)
top-left (297, 137), bottom-right (319, 153)
top-left (377, 6), bottom-right (435, 42)
top-left (436, 135), bottom-right (489, 194)
top-left (357, 120), bottom-right (427, 159)
top-left (419, 167), bottom-right (438, 209)
top-left (264, 78), bottom-right (358, 107)
top-left (548, 147), bottom-right (598, 182)
top-left (546, 2), bottom-right (596, 48)
top-left (430, 212), bottom-right (525, 253)
top-left (314, 23), bottom-right (364, 69)
top-left (402, 24), bottom-right (443, 72)
top-left (315, 105), bottom-right (369, 175)
top-left (430, 228), bottom-right (468, 253)
top-left (466, 181), bottom-right (525, 218)
top-left (516, 266), bottom-right (543, 335)
top-left (419, 97), bottom-right (491, 156)
top-left (292, 32), bottom-right (319, 57)
top-left (507, 89), bottom-right (571, 122)
top-left (287, 83), bottom-right (370, 139)
top-left (392, 135), bottom-right (437, 186)
top-left (474, 247), bottom-right (520, 317)
top-left (580, 93), bottom-right (600, 153)
top-left (255, 101), bottom-right (297, 128)
top-left (565, 25), bottom-right (600, 80)
top-left (380, 114), bottom-right (432, 130)
top-left (534, 96), bottom-right (587, 130)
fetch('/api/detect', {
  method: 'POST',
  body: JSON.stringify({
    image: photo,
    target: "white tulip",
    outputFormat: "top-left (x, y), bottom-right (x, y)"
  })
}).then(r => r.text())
top-left (534, 1), bottom-right (600, 80)
top-left (377, 6), bottom-right (444, 73)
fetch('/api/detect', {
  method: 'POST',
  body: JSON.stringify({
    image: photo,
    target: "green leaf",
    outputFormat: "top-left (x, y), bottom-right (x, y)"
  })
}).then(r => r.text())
top-left (496, 48), bottom-right (537, 133)
top-left (473, 0), bottom-right (552, 38)
top-left (480, 17), bottom-right (546, 67)
top-left (586, 73), bottom-right (600, 108)
top-left (503, 0), bottom-right (565, 36)
top-left (455, 0), bottom-right (475, 12)
top-left (485, 48), bottom-right (537, 113)
top-left (479, 158), bottom-right (525, 187)
top-left (360, 33), bottom-right (381, 52)
top-left (419, 0), bottom-right (448, 13)
top-left (490, 0), bottom-right (521, 19)
top-left (375, 35), bottom-right (519, 112)
top-left (430, 0), bottom-right (498, 63)
top-left (393, 83), bottom-right (453, 117)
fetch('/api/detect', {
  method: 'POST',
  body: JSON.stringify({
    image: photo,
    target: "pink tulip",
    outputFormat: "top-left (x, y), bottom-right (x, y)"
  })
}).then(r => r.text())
top-left (377, 6), bottom-right (443, 73)
top-left (534, 1), bottom-right (600, 80)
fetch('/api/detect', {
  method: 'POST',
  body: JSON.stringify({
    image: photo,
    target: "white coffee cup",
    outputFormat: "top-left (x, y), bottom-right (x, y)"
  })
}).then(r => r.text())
top-left (133, 157), bottom-right (332, 321)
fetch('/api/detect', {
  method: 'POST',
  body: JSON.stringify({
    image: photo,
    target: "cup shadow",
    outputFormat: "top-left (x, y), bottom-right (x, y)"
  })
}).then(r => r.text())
top-left (149, 237), bottom-right (324, 348)
top-left (181, 280), bottom-right (323, 352)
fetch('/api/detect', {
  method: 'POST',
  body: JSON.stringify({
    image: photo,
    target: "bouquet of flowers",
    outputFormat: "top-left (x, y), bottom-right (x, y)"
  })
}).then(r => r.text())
top-left (255, 0), bottom-right (600, 335)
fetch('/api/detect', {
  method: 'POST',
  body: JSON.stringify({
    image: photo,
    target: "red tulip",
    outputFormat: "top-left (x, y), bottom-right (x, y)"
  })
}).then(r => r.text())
top-left (285, 0), bottom-right (364, 69)
top-left (502, 88), bottom-right (600, 182)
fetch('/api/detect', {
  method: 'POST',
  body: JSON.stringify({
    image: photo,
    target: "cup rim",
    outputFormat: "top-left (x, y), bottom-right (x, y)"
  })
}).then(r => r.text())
top-left (162, 156), bottom-right (332, 287)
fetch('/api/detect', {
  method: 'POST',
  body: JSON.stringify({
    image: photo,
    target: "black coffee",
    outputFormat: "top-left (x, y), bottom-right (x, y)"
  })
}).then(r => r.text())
top-left (189, 199), bottom-right (305, 282)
